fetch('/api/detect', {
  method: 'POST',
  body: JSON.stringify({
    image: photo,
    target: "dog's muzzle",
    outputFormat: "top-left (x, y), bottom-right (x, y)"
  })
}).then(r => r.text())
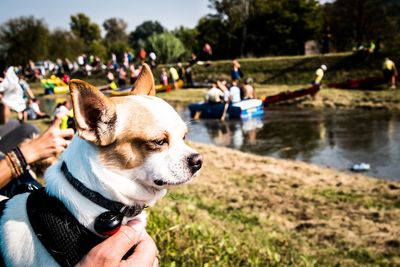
top-left (188, 153), bottom-right (203, 175)
top-left (153, 153), bottom-right (203, 187)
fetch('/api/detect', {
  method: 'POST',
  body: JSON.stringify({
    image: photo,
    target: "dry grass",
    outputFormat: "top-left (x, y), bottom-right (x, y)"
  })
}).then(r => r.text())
top-left (148, 142), bottom-right (400, 266)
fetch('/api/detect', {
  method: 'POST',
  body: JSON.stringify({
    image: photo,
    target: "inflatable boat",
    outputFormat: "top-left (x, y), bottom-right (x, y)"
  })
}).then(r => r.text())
top-left (188, 99), bottom-right (264, 119)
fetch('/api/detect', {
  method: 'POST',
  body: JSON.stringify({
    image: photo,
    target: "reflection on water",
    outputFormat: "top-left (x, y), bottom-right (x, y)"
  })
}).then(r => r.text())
top-left (178, 105), bottom-right (400, 181)
top-left (41, 98), bottom-right (399, 180)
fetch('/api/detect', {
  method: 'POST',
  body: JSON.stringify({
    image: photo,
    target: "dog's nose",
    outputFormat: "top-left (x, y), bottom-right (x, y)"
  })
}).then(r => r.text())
top-left (188, 153), bottom-right (203, 174)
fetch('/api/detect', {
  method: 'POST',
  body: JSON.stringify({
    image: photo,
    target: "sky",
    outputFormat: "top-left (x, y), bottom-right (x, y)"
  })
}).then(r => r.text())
top-left (1, 0), bottom-right (334, 33)
top-left (0, 0), bottom-right (213, 33)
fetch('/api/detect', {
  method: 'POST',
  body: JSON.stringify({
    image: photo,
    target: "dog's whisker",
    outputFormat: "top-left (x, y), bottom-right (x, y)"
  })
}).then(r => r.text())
top-left (185, 120), bottom-right (192, 126)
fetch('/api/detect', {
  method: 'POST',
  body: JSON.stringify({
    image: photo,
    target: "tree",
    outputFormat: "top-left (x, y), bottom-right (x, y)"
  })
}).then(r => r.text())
top-left (199, 0), bottom-right (322, 58)
top-left (209, 0), bottom-right (250, 56)
top-left (147, 33), bottom-right (186, 63)
top-left (128, 21), bottom-right (165, 50)
top-left (196, 15), bottom-right (231, 58)
top-left (48, 29), bottom-right (85, 60)
top-left (322, 0), bottom-right (400, 51)
top-left (87, 41), bottom-right (107, 61)
top-left (103, 18), bottom-right (128, 44)
top-left (70, 13), bottom-right (101, 44)
top-left (172, 26), bottom-right (200, 56)
top-left (246, 0), bottom-right (322, 55)
top-left (0, 16), bottom-right (49, 65)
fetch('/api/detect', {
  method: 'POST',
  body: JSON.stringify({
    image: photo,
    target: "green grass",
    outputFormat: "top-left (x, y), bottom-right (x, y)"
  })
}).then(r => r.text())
top-left (174, 52), bottom-right (387, 85)
top-left (147, 195), bottom-right (305, 266)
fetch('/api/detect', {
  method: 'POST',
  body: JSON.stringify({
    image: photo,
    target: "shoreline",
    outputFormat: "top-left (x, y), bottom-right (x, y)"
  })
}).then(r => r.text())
top-left (156, 85), bottom-right (400, 111)
top-left (149, 142), bottom-right (400, 265)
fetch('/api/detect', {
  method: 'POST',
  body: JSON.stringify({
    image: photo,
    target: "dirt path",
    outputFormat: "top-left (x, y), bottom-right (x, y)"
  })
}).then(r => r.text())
top-left (182, 142), bottom-right (400, 265)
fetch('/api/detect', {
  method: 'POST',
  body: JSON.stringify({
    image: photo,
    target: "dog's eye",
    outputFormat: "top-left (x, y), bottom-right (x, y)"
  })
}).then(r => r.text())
top-left (153, 138), bottom-right (168, 146)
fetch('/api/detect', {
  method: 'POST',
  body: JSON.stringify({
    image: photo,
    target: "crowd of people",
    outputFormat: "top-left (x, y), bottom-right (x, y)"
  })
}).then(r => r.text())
top-left (12, 48), bottom-right (160, 90)
top-left (205, 59), bottom-right (256, 104)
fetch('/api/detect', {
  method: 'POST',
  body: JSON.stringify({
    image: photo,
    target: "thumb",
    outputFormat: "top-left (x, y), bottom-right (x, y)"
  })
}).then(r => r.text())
top-left (48, 117), bottom-right (62, 130)
top-left (98, 220), bottom-right (145, 258)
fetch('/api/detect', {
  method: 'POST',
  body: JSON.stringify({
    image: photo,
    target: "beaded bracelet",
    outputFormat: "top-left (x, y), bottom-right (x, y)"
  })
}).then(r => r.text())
top-left (4, 147), bottom-right (28, 178)
top-left (5, 152), bottom-right (22, 178)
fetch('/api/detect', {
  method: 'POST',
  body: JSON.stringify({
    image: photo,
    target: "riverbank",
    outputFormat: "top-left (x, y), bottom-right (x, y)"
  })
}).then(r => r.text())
top-left (157, 85), bottom-right (400, 110)
top-left (148, 142), bottom-right (400, 266)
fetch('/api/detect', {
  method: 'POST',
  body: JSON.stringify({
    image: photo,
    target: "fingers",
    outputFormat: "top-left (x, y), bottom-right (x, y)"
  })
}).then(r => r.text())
top-left (124, 232), bottom-right (158, 267)
top-left (106, 222), bottom-right (145, 258)
top-left (78, 221), bottom-right (145, 267)
top-left (153, 257), bottom-right (159, 267)
top-left (53, 137), bottom-right (69, 155)
top-left (49, 117), bottom-right (62, 130)
top-left (59, 128), bottom-right (75, 139)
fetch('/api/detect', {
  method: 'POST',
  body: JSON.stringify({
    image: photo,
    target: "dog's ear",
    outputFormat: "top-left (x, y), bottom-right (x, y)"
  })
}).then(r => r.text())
top-left (69, 79), bottom-right (117, 146)
top-left (130, 63), bottom-right (156, 96)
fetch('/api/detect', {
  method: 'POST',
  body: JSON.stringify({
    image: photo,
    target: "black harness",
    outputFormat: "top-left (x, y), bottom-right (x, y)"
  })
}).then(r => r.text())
top-left (0, 199), bottom-right (8, 267)
top-left (0, 174), bottom-right (40, 267)
top-left (26, 188), bottom-right (104, 267)
top-left (0, 162), bottom-right (145, 266)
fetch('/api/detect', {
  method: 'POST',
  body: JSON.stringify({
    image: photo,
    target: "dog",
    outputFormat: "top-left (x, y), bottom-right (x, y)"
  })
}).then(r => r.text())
top-left (0, 64), bottom-right (202, 266)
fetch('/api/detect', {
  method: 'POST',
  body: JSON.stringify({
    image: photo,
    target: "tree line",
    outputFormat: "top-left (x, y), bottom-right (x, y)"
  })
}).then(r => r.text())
top-left (0, 0), bottom-right (399, 66)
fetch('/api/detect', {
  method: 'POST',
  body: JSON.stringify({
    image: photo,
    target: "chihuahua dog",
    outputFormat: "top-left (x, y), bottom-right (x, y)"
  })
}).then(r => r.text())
top-left (0, 64), bottom-right (202, 266)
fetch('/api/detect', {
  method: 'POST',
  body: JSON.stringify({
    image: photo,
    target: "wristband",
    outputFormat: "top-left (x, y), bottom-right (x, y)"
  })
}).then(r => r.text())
top-left (13, 147), bottom-right (28, 170)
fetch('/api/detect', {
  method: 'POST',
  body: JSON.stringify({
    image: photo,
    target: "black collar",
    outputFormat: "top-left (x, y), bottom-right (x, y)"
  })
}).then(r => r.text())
top-left (61, 161), bottom-right (145, 217)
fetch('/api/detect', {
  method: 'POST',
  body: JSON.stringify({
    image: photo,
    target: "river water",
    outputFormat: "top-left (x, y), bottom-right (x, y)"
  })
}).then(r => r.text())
top-left (41, 98), bottom-right (399, 180)
top-left (174, 104), bottom-right (400, 181)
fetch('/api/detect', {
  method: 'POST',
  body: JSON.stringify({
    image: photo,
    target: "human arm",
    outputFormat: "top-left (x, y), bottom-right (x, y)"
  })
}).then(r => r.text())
top-left (0, 118), bottom-right (74, 188)
top-left (25, 87), bottom-right (35, 100)
top-left (0, 102), bottom-right (10, 124)
top-left (76, 220), bottom-right (158, 267)
top-left (0, 159), bottom-right (13, 188)
top-left (18, 118), bottom-right (74, 164)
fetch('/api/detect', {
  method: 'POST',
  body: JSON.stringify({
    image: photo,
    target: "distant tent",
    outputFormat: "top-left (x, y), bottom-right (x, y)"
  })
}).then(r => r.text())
top-left (304, 40), bottom-right (320, 55)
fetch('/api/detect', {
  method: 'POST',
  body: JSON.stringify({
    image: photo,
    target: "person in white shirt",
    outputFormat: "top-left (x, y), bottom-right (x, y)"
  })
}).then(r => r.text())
top-left (205, 81), bottom-right (224, 104)
top-left (27, 98), bottom-right (48, 120)
top-left (54, 101), bottom-right (70, 119)
top-left (229, 80), bottom-right (241, 103)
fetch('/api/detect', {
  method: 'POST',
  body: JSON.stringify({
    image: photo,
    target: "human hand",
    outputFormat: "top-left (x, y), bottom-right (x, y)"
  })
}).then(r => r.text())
top-left (77, 220), bottom-right (158, 267)
top-left (19, 118), bottom-right (74, 164)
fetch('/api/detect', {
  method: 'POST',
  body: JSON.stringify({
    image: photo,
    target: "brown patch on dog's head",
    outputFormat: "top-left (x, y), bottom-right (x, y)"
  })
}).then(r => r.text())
top-left (69, 79), bottom-right (117, 146)
top-left (130, 63), bottom-right (155, 96)
top-left (97, 98), bottom-right (153, 170)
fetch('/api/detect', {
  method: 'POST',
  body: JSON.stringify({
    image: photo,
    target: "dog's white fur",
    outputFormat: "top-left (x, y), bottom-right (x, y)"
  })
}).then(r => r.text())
top-left (0, 65), bottom-right (201, 266)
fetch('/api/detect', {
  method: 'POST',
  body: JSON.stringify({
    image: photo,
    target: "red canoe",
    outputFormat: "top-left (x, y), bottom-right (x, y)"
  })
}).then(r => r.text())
top-left (262, 85), bottom-right (320, 106)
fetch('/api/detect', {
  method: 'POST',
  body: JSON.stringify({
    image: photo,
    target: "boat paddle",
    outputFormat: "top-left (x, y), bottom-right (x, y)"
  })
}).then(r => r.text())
top-left (220, 102), bottom-right (229, 121)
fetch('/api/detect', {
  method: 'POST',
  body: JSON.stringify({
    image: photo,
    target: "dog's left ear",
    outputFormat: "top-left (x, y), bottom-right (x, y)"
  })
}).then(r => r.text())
top-left (69, 79), bottom-right (117, 146)
top-left (130, 63), bottom-right (156, 96)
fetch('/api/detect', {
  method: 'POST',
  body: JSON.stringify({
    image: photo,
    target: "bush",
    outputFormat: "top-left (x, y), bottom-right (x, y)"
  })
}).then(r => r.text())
top-left (147, 33), bottom-right (186, 64)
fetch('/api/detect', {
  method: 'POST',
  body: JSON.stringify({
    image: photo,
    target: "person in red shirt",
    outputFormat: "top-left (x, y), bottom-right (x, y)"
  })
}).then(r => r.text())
top-left (138, 48), bottom-right (147, 64)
